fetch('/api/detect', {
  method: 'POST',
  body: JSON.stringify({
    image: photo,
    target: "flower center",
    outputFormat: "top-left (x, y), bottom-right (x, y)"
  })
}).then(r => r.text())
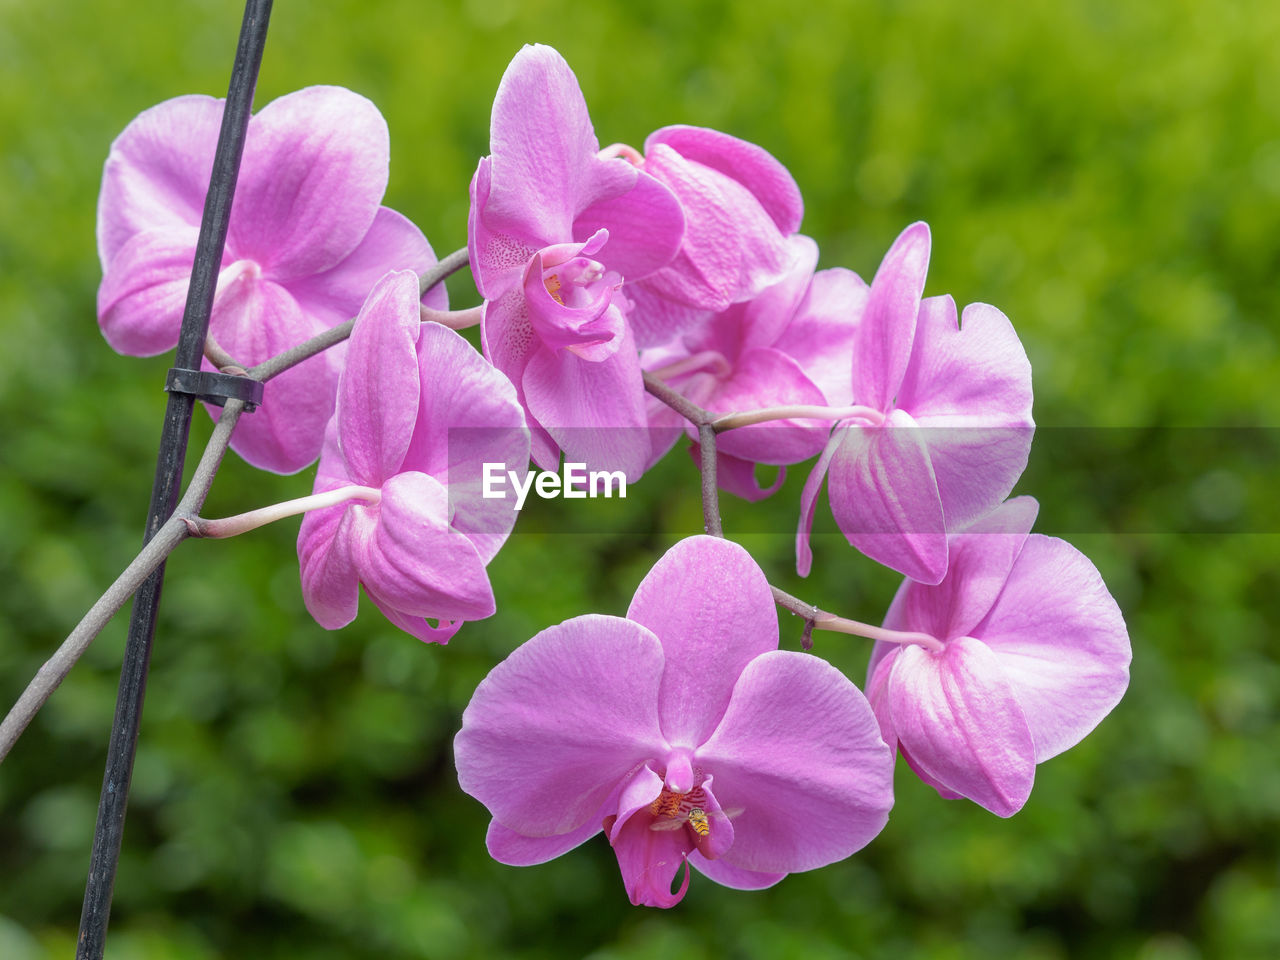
top-left (647, 785), bottom-right (714, 838)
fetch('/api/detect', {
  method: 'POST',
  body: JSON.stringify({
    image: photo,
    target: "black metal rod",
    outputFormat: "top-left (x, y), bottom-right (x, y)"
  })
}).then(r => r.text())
top-left (76, 3), bottom-right (273, 957)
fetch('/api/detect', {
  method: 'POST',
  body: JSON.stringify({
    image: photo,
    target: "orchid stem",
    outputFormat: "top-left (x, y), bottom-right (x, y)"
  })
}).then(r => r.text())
top-left (770, 585), bottom-right (944, 653)
top-left (190, 485), bottom-right (381, 539)
top-left (698, 423), bottom-right (723, 537)
top-left (642, 370), bottom-right (713, 426)
top-left (712, 403), bottom-right (882, 432)
top-left (646, 351), bottom-right (731, 382)
top-left (421, 304), bottom-right (483, 330)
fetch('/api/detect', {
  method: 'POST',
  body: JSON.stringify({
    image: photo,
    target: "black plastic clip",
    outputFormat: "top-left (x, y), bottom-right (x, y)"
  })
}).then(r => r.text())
top-left (165, 367), bottom-right (264, 411)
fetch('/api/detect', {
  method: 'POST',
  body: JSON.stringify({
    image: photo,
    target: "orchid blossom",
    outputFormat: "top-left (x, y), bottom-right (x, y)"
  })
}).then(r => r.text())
top-left (612, 124), bottom-right (805, 347)
top-left (865, 497), bottom-right (1131, 816)
top-left (297, 270), bottom-right (529, 644)
top-left (469, 44), bottom-right (685, 478)
top-left (455, 535), bottom-right (894, 907)
top-left (644, 235), bottom-right (867, 500)
top-left (97, 85), bottom-right (443, 474)
top-left (797, 221), bottom-right (1034, 584)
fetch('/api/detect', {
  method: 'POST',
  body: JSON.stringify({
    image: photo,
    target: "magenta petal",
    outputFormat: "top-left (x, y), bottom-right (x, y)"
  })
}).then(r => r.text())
top-left (575, 169), bottom-right (685, 282)
top-left (337, 270), bottom-right (421, 485)
top-left (710, 348), bottom-right (829, 465)
top-left (209, 277), bottom-right (337, 474)
top-left (736, 234), bottom-right (821, 353)
top-left (688, 852), bottom-right (785, 890)
top-left (627, 536), bottom-right (779, 747)
top-left (97, 94), bottom-right (221, 266)
top-left (484, 45), bottom-right (633, 243)
top-left (98, 226), bottom-right (201, 356)
top-left (976, 534), bottom-right (1132, 763)
top-left (899, 298), bottom-right (1035, 530)
top-left (715, 452), bottom-right (786, 502)
top-left (523, 246), bottom-right (624, 357)
top-left (851, 222), bottom-right (930, 411)
top-left (368, 596), bottom-right (464, 646)
top-left (645, 126), bottom-right (803, 236)
top-left (401, 323), bottom-right (528, 561)
top-left (697, 651), bottom-right (894, 873)
top-left (455, 614), bottom-right (667, 837)
top-left (637, 143), bottom-right (796, 311)
top-left (486, 814), bottom-right (604, 867)
top-left (297, 485), bottom-right (361, 630)
top-left (358, 472), bottom-right (494, 621)
top-left (229, 86), bottom-right (388, 280)
top-left (611, 805), bottom-right (692, 908)
top-left (795, 428), bottom-right (842, 577)
top-left (290, 207), bottom-right (446, 328)
top-left (889, 496), bottom-right (1041, 643)
top-left (887, 638), bottom-right (1035, 817)
top-left (522, 328), bottom-right (650, 478)
top-left (623, 283), bottom-right (714, 349)
top-left (828, 410), bottom-right (948, 584)
top-left (772, 265), bottom-right (868, 408)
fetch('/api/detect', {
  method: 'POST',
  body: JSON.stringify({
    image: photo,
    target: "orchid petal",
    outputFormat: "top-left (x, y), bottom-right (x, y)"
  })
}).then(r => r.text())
top-left (454, 614), bottom-right (667, 837)
top-left (714, 452), bottom-right (786, 502)
top-left (208, 277), bottom-right (337, 474)
top-left (697, 651), bottom-right (894, 873)
top-left (358, 472), bottom-right (494, 622)
top-left (645, 125), bottom-right (803, 235)
top-left (851, 222), bottom-right (929, 411)
top-left (627, 536), bottom-right (778, 748)
top-left (290, 207), bottom-right (446, 328)
top-left (574, 169), bottom-right (685, 282)
top-left (688, 852), bottom-right (785, 890)
top-left (899, 298), bottom-right (1035, 530)
top-left (97, 226), bottom-right (201, 356)
top-left (401, 322), bottom-right (528, 562)
top-left (297, 483), bottom-right (361, 630)
top-left (888, 496), bottom-right (1041, 643)
top-left (636, 143), bottom-right (796, 311)
top-left (523, 327), bottom-right (650, 479)
top-left (828, 409), bottom-right (948, 584)
top-left (97, 94), bottom-right (221, 266)
top-left (710, 347), bottom-right (829, 465)
top-left (976, 534), bottom-right (1132, 762)
top-left (736, 234), bottom-right (821, 353)
top-left (483, 45), bottom-right (634, 244)
top-left (795, 428), bottom-right (842, 577)
top-left (337, 270), bottom-right (421, 486)
top-left (228, 86), bottom-right (388, 280)
top-left (484, 778), bottom-right (618, 866)
top-left (623, 283), bottom-right (714, 349)
top-left (610, 802), bottom-right (692, 908)
top-left (772, 265), bottom-right (868, 407)
top-left (367, 596), bottom-right (464, 646)
top-left (887, 638), bottom-right (1035, 817)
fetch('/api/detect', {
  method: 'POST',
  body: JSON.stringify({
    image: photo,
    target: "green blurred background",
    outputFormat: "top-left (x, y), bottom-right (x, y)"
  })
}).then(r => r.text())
top-left (2, 1), bottom-right (1278, 957)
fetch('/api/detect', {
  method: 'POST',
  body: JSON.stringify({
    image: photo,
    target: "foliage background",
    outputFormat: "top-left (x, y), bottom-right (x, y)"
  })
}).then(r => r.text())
top-left (1, 1), bottom-right (1278, 957)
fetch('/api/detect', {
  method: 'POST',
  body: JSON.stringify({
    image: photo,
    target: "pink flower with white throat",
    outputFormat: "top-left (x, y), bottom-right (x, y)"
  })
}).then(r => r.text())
top-left (454, 536), bottom-right (894, 907)
top-left (865, 497), bottom-right (1131, 817)
top-left (97, 86), bottom-right (442, 473)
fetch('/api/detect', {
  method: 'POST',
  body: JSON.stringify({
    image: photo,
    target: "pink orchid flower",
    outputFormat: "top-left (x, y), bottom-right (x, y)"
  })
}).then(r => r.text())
top-left (97, 86), bottom-right (443, 474)
top-left (865, 497), bottom-right (1131, 817)
top-left (468, 44), bottom-right (686, 478)
top-left (297, 270), bottom-right (529, 644)
top-left (643, 235), bottom-right (867, 500)
top-left (613, 124), bottom-right (805, 348)
top-left (797, 221), bottom-right (1034, 584)
top-left (455, 535), bottom-right (894, 907)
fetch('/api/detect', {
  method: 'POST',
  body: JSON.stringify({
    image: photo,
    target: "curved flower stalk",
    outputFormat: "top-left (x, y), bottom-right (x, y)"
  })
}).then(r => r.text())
top-left (865, 497), bottom-right (1131, 816)
top-left (643, 235), bottom-right (867, 500)
top-left (797, 221), bottom-right (1034, 584)
top-left (455, 536), bottom-right (894, 907)
top-left (469, 44), bottom-right (685, 478)
top-left (614, 125), bottom-right (805, 347)
top-left (297, 270), bottom-right (529, 644)
top-left (97, 85), bottom-right (443, 473)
